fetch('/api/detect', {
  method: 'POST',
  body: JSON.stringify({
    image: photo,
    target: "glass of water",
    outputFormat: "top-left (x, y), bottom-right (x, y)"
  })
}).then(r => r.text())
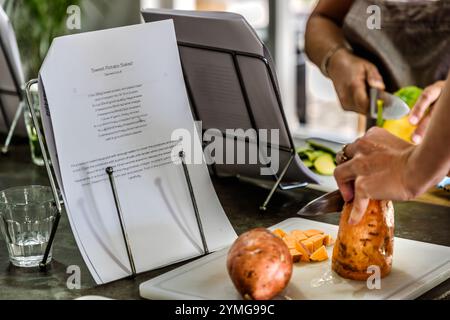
top-left (0, 186), bottom-right (56, 267)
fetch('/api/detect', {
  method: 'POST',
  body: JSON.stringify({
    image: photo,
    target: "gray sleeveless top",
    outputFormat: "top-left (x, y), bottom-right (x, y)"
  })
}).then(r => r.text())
top-left (343, 0), bottom-right (450, 91)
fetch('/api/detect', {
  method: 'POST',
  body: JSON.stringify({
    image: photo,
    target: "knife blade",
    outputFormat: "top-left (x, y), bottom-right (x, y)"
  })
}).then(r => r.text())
top-left (297, 190), bottom-right (344, 217)
top-left (370, 87), bottom-right (410, 120)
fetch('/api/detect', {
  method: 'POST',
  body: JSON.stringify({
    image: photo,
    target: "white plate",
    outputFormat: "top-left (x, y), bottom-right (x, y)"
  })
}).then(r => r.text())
top-left (140, 218), bottom-right (450, 300)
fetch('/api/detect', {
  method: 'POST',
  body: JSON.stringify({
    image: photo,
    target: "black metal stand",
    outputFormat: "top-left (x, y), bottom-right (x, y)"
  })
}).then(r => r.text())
top-left (25, 79), bottom-right (210, 273)
top-left (0, 24), bottom-right (23, 154)
top-left (105, 167), bottom-right (137, 277)
top-left (25, 79), bottom-right (61, 269)
top-left (179, 151), bottom-right (209, 255)
top-left (178, 41), bottom-right (308, 211)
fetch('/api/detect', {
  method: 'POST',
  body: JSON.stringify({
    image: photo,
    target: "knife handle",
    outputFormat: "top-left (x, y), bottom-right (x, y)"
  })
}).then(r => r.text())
top-left (369, 87), bottom-right (379, 119)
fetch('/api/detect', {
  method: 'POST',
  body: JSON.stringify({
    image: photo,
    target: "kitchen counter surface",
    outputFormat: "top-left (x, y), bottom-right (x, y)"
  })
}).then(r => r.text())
top-left (0, 142), bottom-right (449, 300)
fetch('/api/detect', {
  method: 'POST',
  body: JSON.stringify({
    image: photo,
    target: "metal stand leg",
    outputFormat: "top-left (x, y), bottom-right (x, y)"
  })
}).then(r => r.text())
top-left (179, 151), bottom-right (209, 255)
top-left (25, 79), bottom-right (62, 269)
top-left (106, 167), bottom-right (137, 278)
top-left (39, 205), bottom-right (61, 269)
top-left (2, 100), bottom-right (24, 154)
top-left (259, 152), bottom-right (295, 211)
top-left (0, 96), bottom-right (10, 130)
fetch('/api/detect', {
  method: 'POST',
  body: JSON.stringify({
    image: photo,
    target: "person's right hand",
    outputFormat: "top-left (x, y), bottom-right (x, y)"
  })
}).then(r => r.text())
top-left (328, 49), bottom-right (385, 115)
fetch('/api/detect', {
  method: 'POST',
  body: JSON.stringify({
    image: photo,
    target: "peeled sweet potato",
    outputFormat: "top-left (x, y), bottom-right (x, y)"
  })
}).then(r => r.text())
top-left (332, 200), bottom-right (394, 281)
top-left (274, 228), bottom-right (334, 263)
top-left (310, 245), bottom-right (328, 262)
top-left (227, 228), bottom-right (293, 300)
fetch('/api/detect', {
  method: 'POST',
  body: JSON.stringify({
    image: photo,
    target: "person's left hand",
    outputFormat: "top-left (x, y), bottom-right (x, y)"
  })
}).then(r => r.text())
top-left (409, 80), bottom-right (446, 144)
top-left (334, 127), bottom-right (416, 225)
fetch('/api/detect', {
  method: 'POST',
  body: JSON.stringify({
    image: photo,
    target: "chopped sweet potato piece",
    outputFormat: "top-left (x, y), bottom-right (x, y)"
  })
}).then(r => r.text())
top-left (323, 234), bottom-right (334, 246)
top-left (272, 228), bottom-right (287, 238)
top-left (290, 230), bottom-right (307, 241)
top-left (304, 229), bottom-right (324, 238)
top-left (278, 228), bottom-right (333, 264)
top-left (300, 239), bottom-right (314, 253)
top-left (289, 249), bottom-right (303, 263)
top-left (282, 235), bottom-right (297, 249)
top-left (310, 245), bottom-right (328, 262)
top-left (295, 241), bottom-right (311, 262)
top-left (309, 234), bottom-right (326, 251)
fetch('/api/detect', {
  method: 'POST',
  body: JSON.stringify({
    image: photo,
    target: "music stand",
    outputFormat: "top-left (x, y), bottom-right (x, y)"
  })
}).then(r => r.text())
top-left (142, 9), bottom-right (318, 210)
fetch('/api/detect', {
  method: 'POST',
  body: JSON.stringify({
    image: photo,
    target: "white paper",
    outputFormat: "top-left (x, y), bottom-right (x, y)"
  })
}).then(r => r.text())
top-left (39, 20), bottom-right (237, 284)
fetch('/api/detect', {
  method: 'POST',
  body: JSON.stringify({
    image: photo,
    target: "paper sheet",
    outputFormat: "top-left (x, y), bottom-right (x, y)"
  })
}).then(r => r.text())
top-left (39, 20), bottom-right (237, 284)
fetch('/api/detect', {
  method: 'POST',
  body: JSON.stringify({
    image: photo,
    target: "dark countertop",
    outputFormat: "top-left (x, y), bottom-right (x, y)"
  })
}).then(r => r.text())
top-left (0, 142), bottom-right (449, 300)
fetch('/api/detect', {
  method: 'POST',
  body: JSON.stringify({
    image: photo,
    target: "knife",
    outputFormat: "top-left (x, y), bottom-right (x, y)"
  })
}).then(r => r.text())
top-left (369, 87), bottom-right (410, 120)
top-left (297, 190), bottom-right (344, 217)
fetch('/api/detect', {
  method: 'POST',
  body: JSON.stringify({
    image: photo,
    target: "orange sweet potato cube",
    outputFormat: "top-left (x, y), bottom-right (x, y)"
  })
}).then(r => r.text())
top-left (300, 239), bottom-right (314, 254)
top-left (323, 234), bottom-right (335, 246)
top-left (310, 245), bottom-right (328, 262)
top-left (309, 234), bottom-right (326, 251)
top-left (289, 249), bottom-right (303, 263)
top-left (290, 230), bottom-right (308, 241)
top-left (272, 228), bottom-right (287, 238)
top-left (294, 241), bottom-right (311, 262)
top-left (304, 229), bottom-right (324, 238)
top-left (282, 235), bottom-right (297, 249)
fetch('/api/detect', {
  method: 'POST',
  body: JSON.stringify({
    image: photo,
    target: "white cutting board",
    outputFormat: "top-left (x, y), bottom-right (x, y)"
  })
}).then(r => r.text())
top-left (140, 218), bottom-right (450, 300)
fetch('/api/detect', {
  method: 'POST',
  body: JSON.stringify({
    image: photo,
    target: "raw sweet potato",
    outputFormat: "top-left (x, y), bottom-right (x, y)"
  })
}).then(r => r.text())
top-left (309, 234), bottom-right (326, 251)
top-left (332, 200), bottom-right (394, 281)
top-left (272, 228), bottom-right (287, 239)
top-left (282, 234), bottom-right (297, 249)
top-left (300, 239), bottom-right (314, 253)
top-left (290, 230), bottom-right (308, 241)
top-left (310, 245), bottom-right (328, 262)
top-left (304, 229), bottom-right (324, 238)
top-left (227, 228), bottom-right (293, 300)
top-left (289, 249), bottom-right (303, 263)
top-left (295, 241), bottom-right (311, 262)
top-left (274, 228), bottom-right (334, 263)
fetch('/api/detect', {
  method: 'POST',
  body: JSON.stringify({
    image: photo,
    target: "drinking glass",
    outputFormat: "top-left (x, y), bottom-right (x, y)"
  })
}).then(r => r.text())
top-left (0, 186), bottom-right (56, 267)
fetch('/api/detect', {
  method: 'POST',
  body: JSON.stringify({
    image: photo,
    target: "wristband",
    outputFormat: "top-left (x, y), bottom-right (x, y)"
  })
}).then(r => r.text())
top-left (320, 42), bottom-right (353, 77)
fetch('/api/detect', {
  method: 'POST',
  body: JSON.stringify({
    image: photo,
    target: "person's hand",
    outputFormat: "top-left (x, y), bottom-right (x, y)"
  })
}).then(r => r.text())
top-left (328, 49), bottom-right (385, 114)
top-left (334, 127), bottom-right (416, 225)
top-left (409, 80), bottom-right (446, 144)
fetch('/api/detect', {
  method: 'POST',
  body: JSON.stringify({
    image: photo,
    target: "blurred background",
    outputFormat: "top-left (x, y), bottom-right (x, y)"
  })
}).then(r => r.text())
top-left (0, 0), bottom-right (360, 144)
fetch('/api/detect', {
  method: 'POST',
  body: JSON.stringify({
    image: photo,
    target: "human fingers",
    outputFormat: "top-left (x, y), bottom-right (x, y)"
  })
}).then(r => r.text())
top-left (348, 177), bottom-right (370, 225)
top-left (366, 63), bottom-right (385, 90)
top-left (409, 81), bottom-right (444, 125)
top-left (352, 79), bottom-right (370, 114)
top-left (411, 112), bottom-right (432, 144)
top-left (334, 160), bottom-right (357, 202)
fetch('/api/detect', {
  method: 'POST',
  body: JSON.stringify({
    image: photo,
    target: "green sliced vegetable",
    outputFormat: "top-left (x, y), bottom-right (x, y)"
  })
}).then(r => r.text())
top-left (306, 140), bottom-right (337, 156)
top-left (304, 150), bottom-right (327, 162)
top-left (394, 86), bottom-right (423, 109)
top-left (296, 139), bottom-right (339, 175)
top-left (295, 146), bottom-right (312, 155)
top-left (314, 154), bottom-right (336, 176)
top-left (302, 159), bottom-right (313, 168)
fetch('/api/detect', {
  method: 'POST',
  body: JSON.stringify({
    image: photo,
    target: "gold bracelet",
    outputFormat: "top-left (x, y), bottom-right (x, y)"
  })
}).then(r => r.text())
top-left (320, 42), bottom-right (353, 77)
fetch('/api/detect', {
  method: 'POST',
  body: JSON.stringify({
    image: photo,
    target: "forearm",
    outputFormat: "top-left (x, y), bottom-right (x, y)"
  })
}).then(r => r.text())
top-left (305, 14), bottom-right (348, 68)
top-left (405, 75), bottom-right (450, 196)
